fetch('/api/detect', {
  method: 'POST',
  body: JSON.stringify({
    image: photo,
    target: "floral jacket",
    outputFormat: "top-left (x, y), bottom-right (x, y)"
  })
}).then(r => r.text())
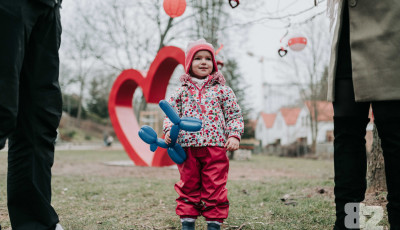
top-left (163, 72), bottom-right (244, 147)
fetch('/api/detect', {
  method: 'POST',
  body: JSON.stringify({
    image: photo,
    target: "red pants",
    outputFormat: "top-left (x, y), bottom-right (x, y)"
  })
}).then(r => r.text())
top-left (175, 147), bottom-right (229, 221)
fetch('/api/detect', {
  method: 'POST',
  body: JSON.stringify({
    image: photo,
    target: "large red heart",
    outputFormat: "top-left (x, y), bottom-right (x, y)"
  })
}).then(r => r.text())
top-left (108, 46), bottom-right (185, 167)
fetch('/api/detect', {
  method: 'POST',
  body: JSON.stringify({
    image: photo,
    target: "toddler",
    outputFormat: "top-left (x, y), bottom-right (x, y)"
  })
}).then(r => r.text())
top-left (163, 39), bottom-right (244, 230)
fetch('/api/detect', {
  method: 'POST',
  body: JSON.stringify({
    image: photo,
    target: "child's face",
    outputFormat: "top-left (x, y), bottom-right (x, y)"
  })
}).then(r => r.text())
top-left (191, 50), bottom-right (213, 78)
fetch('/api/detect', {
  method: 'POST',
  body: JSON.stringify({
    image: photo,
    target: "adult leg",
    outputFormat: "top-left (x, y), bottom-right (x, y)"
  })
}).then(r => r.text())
top-left (0, 0), bottom-right (26, 149)
top-left (372, 101), bottom-right (400, 229)
top-left (0, 3), bottom-right (25, 229)
top-left (332, 0), bottom-right (371, 228)
top-left (333, 79), bottom-right (370, 230)
top-left (200, 147), bottom-right (229, 224)
top-left (7, 1), bottom-right (62, 229)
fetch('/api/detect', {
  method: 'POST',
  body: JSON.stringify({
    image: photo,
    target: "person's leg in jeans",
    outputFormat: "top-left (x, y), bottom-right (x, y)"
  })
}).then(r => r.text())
top-left (3, 1), bottom-right (62, 229)
top-left (372, 101), bottom-right (400, 229)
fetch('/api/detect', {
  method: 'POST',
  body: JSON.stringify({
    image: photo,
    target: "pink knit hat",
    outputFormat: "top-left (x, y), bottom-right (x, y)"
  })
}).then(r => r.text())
top-left (185, 38), bottom-right (218, 74)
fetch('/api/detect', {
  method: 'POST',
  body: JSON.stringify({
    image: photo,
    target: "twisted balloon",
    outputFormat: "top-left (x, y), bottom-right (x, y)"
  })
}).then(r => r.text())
top-left (138, 100), bottom-right (202, 164)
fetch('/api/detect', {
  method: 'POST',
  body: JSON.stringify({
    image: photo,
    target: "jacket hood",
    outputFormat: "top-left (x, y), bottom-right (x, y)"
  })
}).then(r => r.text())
top-left (179, 71), bottom-right (226, 86)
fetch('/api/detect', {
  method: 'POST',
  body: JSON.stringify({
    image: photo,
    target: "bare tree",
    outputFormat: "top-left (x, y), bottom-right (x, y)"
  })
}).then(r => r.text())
top-left (190, 0), bottom-right (228, 46)
top-left (61, 15), bottom-right (98, 125)
top-left (62, 0), bottom-right (195, 123)
top-left (276, 16), bottom-right (331, 153)
top-left (75, 0), bottom-right (155, 71)
top-left (189, 0), bottom-right (264, 47)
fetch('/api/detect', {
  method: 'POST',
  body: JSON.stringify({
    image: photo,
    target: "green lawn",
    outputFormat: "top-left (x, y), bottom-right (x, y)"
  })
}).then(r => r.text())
top-left (0, 150), bottom-right (389, 229)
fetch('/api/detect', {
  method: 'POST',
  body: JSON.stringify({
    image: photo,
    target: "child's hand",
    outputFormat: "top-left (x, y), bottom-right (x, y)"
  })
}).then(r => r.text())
top-left (224, 137), bottom-right (239, 151)
top-left (165, 131), bottom-right (171, 144)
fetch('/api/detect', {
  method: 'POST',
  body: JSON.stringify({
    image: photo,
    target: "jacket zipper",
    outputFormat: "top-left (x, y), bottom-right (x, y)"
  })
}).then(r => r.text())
top-left (187, 76), bottom-right (212, 144)
top-left (188, 75), bottom-right (212, 113)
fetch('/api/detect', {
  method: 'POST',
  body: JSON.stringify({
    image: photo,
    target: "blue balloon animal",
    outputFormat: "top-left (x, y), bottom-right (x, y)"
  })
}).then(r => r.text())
top-left (138, 100), bottom-right (202, 164)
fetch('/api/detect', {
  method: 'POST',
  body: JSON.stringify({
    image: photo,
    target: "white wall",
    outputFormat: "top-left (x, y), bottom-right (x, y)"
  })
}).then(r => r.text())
top-left (307, 121), bottom-right (334, 144)
top-left (316, 121), bottom-right (334, 143)
top-left (255, 117), bottom-right (268, 147)
top-left (255, 114), bottom-right (280, 147)
top-left (274, 112), bottom-right (288, 145)
top-left (255, 106), bottom-right (334, 148)
top-left (290, 107), bottom-right (309, 144)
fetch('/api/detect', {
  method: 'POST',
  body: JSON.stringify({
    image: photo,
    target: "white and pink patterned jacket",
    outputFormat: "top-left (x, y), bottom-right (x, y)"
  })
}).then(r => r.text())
top-left (163, 72), bottom-right (244, 147)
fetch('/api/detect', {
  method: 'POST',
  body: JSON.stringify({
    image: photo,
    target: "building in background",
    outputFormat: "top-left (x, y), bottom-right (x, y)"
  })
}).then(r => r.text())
top-left (255, 101), bottom-right (374, 156)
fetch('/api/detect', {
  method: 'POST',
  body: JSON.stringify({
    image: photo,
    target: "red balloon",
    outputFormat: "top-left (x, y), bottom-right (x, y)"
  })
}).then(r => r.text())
top-left (163, 0), bottom-right (186, 18)
top-left (288, 36), bottom-right (307, 51)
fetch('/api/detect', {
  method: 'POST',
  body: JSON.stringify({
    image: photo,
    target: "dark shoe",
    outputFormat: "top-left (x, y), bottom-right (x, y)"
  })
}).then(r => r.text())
top-left (207, 223), bottom-right (220, 230)
top-left (182, 221), bottom-right (195, 230)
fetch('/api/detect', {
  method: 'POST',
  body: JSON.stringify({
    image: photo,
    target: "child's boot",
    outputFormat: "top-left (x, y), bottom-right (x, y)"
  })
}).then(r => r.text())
top-left (181, 221), bottom-right (195, 230)
top-left (207, 222), bottom-right (221, 230)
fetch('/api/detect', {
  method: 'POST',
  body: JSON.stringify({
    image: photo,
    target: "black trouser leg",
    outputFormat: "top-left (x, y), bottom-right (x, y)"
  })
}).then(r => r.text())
top-left (0, 1), bottom-right (25, 149)
top-left (372, 102), bottom-right (400, 229)
top-left (333, 117), bottom-right (370, 229)
top-left (333, 79), bottom-right (370, 229)
top-left (0, 1), bottom-right (62, 229)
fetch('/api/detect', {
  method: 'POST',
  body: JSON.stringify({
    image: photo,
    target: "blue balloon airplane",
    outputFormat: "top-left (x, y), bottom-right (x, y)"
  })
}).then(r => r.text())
top-left (138, 100), bottom-right (202, 164)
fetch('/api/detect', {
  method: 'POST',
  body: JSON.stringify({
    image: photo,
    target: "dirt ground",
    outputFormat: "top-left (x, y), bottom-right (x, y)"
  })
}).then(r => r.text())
top-left (52, 158), bottom-right (309, 181)
top-left (295, 186), bottom-right (388, 208)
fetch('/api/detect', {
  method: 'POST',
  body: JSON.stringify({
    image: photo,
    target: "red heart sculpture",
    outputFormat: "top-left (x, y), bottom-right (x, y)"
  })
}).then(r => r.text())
top-left (108, 46), bottom-right (185, 167)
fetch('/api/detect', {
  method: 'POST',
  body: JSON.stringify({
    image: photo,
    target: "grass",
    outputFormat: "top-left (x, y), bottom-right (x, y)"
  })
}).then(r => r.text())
top-left (0, 150), bottom-right (389, 229)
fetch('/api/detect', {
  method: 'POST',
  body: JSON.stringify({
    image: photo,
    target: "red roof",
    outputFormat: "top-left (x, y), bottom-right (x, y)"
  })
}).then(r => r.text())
top-left (305, 101), bottom-right (333, 122)
top-left (261, 113), bottom-right (277, 128)
top-left (280, 108), bottom-right (302, 126)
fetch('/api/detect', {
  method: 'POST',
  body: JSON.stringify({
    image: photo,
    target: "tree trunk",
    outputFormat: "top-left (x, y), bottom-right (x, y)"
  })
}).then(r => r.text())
top-left (366, 124), bottom-right (387, 192)
top-left (309, 112), bottom-right (317, 154)
top-left (311, 139), bottom-right (316, 155)
top-left (76, 79), bottom-right (85, 126)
